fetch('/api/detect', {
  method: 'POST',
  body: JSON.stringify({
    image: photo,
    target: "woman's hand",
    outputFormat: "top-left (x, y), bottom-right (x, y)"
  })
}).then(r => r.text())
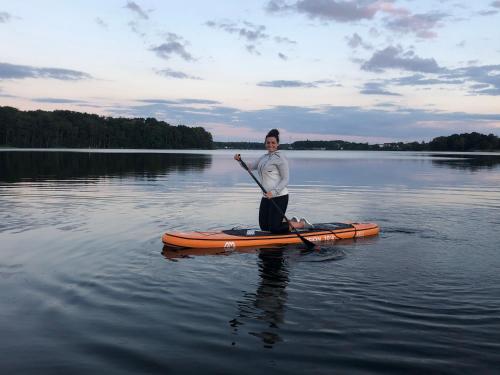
top-left (234, 154), bottom-right (241, 161)
top-left (265, 191), bottom-right (273, 199)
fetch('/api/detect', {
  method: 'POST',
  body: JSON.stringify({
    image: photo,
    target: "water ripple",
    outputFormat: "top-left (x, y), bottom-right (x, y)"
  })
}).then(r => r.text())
top-left (1, 150), bottom-right (500, 374)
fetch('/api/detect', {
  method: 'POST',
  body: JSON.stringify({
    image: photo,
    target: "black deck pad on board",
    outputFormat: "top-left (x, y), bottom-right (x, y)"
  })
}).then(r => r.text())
top-left (223, 223), bottom-right (355, 237)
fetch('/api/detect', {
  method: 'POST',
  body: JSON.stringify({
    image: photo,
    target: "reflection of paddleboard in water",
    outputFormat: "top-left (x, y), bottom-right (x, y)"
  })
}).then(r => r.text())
top-left (162, 222), bottom-right (379, 249)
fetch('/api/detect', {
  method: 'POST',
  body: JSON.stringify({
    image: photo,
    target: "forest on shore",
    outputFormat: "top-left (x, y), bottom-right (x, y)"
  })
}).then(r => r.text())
top-left (215, 133), bottom-right (500, 152)
top-left (0, 106), bottom-right (213, 149)
top-left (1, 106), bottom-right (498, 151)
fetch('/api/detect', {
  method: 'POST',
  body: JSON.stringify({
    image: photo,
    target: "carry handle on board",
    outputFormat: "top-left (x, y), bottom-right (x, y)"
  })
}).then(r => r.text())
top-left (237, 156), bottom-right (316, 250)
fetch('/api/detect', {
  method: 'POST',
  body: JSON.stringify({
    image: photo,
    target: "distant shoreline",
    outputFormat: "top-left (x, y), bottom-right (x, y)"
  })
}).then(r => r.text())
top-left (213, 135), bottom-right (500, 152)
top-left (1, 106), bottom-right (498, 152)
top-left (2, 147), bottom-right (500, 155)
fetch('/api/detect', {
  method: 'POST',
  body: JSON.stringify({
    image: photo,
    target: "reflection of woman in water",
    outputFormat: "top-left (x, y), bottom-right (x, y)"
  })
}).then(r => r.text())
top-left (230, 248), bottom-right (290, 348)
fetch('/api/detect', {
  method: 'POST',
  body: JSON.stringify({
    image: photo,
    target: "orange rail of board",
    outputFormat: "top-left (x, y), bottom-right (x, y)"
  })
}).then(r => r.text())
top-left (162, 223), bottom-right (379, 249)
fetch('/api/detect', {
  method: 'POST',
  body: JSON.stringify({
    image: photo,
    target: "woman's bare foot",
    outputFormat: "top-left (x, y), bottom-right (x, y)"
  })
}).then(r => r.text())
top-left (289, 221), bottom-right (304, 230)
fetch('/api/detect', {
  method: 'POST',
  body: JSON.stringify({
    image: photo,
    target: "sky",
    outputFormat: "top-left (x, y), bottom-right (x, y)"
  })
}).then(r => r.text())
top-left (1, 0), bottom-right (499, 143)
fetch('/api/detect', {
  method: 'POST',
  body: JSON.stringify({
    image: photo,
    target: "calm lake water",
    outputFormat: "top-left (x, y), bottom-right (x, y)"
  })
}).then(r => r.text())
top-left (1, 149), bottom-right (500, 374)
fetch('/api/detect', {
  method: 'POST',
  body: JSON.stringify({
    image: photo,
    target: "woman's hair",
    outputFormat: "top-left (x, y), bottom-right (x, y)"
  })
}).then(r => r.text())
top-left (265, 128), bottom-right (280, 143)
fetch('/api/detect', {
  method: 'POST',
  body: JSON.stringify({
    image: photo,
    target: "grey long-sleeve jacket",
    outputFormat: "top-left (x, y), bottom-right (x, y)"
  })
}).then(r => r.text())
top-left (244, 151), bottom-right (289, 197)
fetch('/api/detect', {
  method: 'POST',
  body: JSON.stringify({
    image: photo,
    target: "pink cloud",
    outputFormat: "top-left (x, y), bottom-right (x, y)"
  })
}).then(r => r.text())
top-left (205, 122), bottom-right (394, 144)
top-left (370, 1), bottom-right (410, 16)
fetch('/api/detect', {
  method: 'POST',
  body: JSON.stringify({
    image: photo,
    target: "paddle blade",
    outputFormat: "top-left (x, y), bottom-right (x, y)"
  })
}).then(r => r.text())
top-left (299, 234), bottom-right (317, 250)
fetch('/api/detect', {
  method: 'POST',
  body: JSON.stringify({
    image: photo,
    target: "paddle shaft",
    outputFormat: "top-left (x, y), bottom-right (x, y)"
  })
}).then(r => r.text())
top-left (238, 157), bottom-right (316, 250)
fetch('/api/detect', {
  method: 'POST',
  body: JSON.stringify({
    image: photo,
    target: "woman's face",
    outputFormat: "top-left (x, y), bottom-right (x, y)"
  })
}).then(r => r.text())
top-left (265, 136), bottom-right (279, 153)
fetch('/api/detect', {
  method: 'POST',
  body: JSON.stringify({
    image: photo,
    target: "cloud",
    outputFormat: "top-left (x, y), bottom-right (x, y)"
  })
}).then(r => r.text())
top-left (257, 79), bottom-right (340, 88)
top-left (470, 83), bottom-right (490, 90)
top-left (265, 0), bottom-right (294, 13)
top-left (206, 20), bottom-right (268, 42)
top-left (474, 87), bottom-right (500, 96)
top-left (445, 64), bottom-right (500, 95)
top-left (346, 32), bottom-right (362, 48)
top-left (0, 88), bottom-right (17, 98)
top-left (138, 98), bottom-right (221, 105)
top-left (373, 2), bottom-right (410, 16)
top-left (360, 82), bottom-right (401, 96)
top-left (479, 9), bottom-right (498, 16)
top-left (392, 74), bottom-right (464, 86)
top-left (95, 17), bottom-right (108, 28)
top-left (266, 0), bottom-right (379, 22)
top-left (384, 12), bottom-right (447, 38)
top-left (369, 27), bottom-right (380, 37)
top-left (0, 11), bottom-right (12, 23)
top-left (177, 99), bottom-right (222, 105)
top-left (124, 1), bottom-right (149, 19)
top-left (274, 36), bottom-right (297, 45)
top-left (278, 52), bottom-right (288, 60)
top-left (128, 20), bottom-right (146, 37)
top-left (31, 98), bottom-right (87, 103)
top-left (206, 20), bottom-right (295, 54)
top-left (297, 0), bottom-right (380, 21)
top-left (480, 2), bottom-right (499, 15)
top-left (363, 64), bottom-right (500, 96)
top-left (246, 44), bottom-right (261, 55)
top-left (266, 1), bottom-right (447, 38)
top-left (361, 46), bottom-right (442, 73)
top-left (0, 62), bottom-right (92, 80)
top-left (258, 80), bottom-right (314, 88)
top-left (345, 32), bottom-right (371, 49)
top-left (374, 102), bottom-right (397, 108)
top-left (358, 73), bottom-right (464, 97)
top-left (137, 99), bottom-right (178, 105)
top-left (266, 0), bottom-right (414, 23)
top-left (150, 33), bottom-right (194, 61)
top-left (154, 68), bottom-right (202, 80)
top-left (313, 79), bottom-right (342, 87)
top-left (110, 100), bottom-right (500, 141)
top-left (470, 87), bottom-right (500, 95)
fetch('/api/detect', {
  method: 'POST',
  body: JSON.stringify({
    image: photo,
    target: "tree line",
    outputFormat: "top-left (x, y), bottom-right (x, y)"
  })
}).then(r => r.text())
top-left (0, 106), bottom-right (213, 149)
top-left (217, 133), bottom-right (499, 152)
top-left (1, 106), bottom-right (498, 151)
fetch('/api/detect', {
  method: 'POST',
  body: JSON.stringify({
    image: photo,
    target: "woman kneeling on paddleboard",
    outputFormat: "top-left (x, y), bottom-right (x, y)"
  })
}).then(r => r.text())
top-left (234, 129), bottom-right (311, 234)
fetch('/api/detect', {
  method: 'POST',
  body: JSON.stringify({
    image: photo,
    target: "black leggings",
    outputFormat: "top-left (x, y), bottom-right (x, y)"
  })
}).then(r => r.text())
top-left (259, 194), bottom-right (289, 234)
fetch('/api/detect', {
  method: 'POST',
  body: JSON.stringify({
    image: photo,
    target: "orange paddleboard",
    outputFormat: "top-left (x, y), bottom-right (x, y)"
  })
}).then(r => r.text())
top-left (162, 222), bottom-right (379, 249)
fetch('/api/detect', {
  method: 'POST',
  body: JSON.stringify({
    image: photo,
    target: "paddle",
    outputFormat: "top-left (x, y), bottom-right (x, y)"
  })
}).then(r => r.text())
top-left (237, 156), bottom-right (316, 250)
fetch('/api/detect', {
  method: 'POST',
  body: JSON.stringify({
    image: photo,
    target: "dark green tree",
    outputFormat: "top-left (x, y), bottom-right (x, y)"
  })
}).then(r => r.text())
top-left (0, 106), bottom-right (213, 149)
